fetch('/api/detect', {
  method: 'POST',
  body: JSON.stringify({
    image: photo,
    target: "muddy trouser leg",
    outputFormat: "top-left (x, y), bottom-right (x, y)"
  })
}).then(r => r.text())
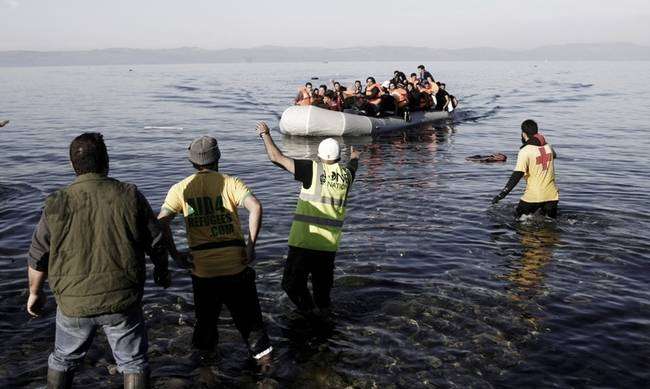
top-left (191, 275), bottom-right (223, 350)
top-left (282, 246), bottom-right (315, 312)
top-left (224, 267), bottom-right (272, 359)
top-left (310, 251), bottom-right (336, 310)
top-left (541, 201), bottom-right (559, 219)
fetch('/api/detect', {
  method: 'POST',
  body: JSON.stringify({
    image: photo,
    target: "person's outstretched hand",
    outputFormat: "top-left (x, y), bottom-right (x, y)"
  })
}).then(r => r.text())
top-left (492, 194), bottom-right (504, 204)
top-left (350, 146), bottom-right (360, 160)
top-left (256, 122), bottom-right (271, 138)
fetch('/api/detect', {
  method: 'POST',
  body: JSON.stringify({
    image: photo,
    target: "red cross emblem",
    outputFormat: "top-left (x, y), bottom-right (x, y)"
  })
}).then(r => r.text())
top-left (536, 147), bottom-right (551, 170)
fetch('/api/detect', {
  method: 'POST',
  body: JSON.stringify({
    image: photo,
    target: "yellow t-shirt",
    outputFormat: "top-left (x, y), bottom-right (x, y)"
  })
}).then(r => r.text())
top-left (515, 144), bottom-right (560, 203)
top-left (162, 170), bottom-right (251, 277)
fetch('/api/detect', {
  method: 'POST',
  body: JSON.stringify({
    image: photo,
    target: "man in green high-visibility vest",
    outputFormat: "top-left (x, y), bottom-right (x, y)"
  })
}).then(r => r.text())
top-left (256, 122), bottom-right (360, 319)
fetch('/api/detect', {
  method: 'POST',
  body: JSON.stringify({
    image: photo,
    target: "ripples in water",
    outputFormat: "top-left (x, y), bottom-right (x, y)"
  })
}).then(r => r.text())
top-left (1, 61), bottom-right (649, 388)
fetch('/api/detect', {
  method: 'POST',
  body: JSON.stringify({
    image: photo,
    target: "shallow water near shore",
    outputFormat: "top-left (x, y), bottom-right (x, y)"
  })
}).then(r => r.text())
top-left (1, 61), bottom-right (649, 388)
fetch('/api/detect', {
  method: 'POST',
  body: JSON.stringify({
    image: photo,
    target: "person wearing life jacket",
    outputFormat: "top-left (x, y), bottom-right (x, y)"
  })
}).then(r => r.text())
top-left (492, 120), bottom-right (559, 219)
top-left (342, 80), bottom-right (363, 109)
top-left (417, 65), bottom-right (434, 84)
top-left (389, 82), bottom-right (410, 120)
top-left (330, 80), bottom-right (347, 106)
top-left (406, 82), bottom-right (423, 112)
top-left (417, 81), bottom-right (436, 110)
top-left (364, 77), bottom-right (384, 116)
top-left (256, 121), bottom-right (360, 320)
top-left (323, 90), bottom-right (342, 111)
top-left (295, 82), bottom-right (313, 106)
top-left (408, 73), bottom-right (420, 86)
top-left (310, 87), bottom-right (323, 107)
top-left (391, 70), bottom-right (407, 87)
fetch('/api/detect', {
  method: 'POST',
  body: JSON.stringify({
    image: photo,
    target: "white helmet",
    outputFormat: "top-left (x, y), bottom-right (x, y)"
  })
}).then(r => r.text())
top-left (317, 138), bottom-right (340, 161)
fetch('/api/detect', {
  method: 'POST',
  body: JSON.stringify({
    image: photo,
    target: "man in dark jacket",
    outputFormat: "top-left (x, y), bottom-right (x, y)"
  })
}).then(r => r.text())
top-left (27, 133), bottom-right (170, 389)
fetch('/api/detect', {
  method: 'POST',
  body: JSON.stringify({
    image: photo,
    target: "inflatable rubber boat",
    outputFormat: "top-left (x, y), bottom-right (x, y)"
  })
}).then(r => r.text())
top-left (279, 105), bottom-right (452, 137)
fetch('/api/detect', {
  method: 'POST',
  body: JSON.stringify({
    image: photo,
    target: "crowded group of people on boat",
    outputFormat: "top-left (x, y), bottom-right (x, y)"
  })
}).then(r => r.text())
top-left (293, 65), bottom-right (459, 120)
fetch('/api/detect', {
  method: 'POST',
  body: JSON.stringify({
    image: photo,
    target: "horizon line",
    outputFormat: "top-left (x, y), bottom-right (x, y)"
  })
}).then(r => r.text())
top-left (1, 41), bottom-right (647, 53)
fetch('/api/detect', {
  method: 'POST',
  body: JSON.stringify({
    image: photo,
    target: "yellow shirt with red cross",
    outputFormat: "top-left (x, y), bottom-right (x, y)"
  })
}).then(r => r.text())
top-left (514, 144), bottom-right (559, 203)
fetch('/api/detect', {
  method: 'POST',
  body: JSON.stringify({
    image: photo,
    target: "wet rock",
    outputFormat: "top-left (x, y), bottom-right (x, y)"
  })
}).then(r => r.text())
top-left (107, 364), bottom-right (118, 375)
top-left (154, 377), bottom-right (192, 389)
top-left (256, 378), bottom-right (280, 388)
top-left (428, 356), bottom-right (443, 369)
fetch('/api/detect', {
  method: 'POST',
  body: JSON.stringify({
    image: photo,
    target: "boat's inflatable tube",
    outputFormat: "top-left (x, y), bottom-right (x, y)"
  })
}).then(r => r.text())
top-left (279, 106), bottom-right (451, 137)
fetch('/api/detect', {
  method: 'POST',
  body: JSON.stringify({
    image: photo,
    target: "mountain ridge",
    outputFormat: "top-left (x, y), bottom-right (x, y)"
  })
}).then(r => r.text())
top-left (1, 43), bottom-right (648, 67)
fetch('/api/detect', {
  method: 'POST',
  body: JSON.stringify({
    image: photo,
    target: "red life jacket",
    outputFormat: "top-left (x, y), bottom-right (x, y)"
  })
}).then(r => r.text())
top-left (391, 88), bottom-right (409, 105)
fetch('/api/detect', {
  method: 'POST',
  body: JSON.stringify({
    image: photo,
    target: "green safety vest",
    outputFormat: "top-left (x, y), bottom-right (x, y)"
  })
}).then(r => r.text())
top-left (288, 161), bottom-right (353, 252)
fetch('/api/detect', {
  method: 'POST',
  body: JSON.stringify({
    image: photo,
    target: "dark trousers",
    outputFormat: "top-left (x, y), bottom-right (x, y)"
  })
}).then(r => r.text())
top-left (516, 200), bottom-right (559, 219)
top-left (191, 267), bottom-right (270, 357)
top-left (282, 246), bottom-right (336, 311)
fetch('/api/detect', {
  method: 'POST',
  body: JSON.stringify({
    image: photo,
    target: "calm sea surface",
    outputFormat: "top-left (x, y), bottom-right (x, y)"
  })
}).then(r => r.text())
top-left (1, 61), bottom-right (649, 388)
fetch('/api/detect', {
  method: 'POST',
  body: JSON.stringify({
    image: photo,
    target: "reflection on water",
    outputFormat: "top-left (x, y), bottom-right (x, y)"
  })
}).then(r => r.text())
top-left (496, 221), bottom-right (561, 334)
top-left (506, 225), bottom-right (559, 302)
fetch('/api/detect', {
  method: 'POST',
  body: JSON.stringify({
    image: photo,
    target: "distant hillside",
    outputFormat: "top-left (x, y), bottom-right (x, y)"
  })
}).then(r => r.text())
top-left (1, 43), bottom-right (649, 67)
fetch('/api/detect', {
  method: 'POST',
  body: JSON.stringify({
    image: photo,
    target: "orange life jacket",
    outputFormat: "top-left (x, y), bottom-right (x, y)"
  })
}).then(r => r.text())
top-left (391, 88), bottom-right (409, 105)
top-left (365, 83), bottom-right (384, 105)
top-left (296, 87), bottom-right (312, 106)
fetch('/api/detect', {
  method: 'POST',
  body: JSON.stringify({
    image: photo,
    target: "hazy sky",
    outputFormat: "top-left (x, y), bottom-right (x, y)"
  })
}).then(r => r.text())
top-left (1, 0), bottom-right (649, 51)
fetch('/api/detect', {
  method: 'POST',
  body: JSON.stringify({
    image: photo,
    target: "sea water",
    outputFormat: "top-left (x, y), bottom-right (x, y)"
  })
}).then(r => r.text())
top-left (0, 61), bottom-right (649, 388)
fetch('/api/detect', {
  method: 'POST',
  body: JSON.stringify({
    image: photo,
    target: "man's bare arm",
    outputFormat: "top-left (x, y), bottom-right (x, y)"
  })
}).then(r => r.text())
top-left (157, 209), bottom-right (193, 269)
top-left (242, 194), bottom-right (262, 265)
top-left (256, 121), bottom-right (295, 174)
top-left (27, 267), bottom-right (47, 317)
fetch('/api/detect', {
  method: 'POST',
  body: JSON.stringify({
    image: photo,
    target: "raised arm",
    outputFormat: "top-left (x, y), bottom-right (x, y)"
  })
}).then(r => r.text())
top-left (256, 121), bottom-right (296, 174)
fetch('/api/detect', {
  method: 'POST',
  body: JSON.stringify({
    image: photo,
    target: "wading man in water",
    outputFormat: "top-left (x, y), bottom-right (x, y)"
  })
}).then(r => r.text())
top-left (492, 119), bottom-right (560, 218)
top-left (157, 136), bottom-right (272, 371)
top-left (27, 132), bottom-right (171, 389)
top-left (256, 122), bottom-right (359, 319)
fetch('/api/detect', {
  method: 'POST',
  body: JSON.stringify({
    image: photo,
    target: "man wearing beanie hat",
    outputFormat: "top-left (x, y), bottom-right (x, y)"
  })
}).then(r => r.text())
top-left (492, 119), bottom-right (560, 218)
top-left (157, 136), bottom-right (272, 370)
top-left (256, 122), bottom-right (360, 320)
